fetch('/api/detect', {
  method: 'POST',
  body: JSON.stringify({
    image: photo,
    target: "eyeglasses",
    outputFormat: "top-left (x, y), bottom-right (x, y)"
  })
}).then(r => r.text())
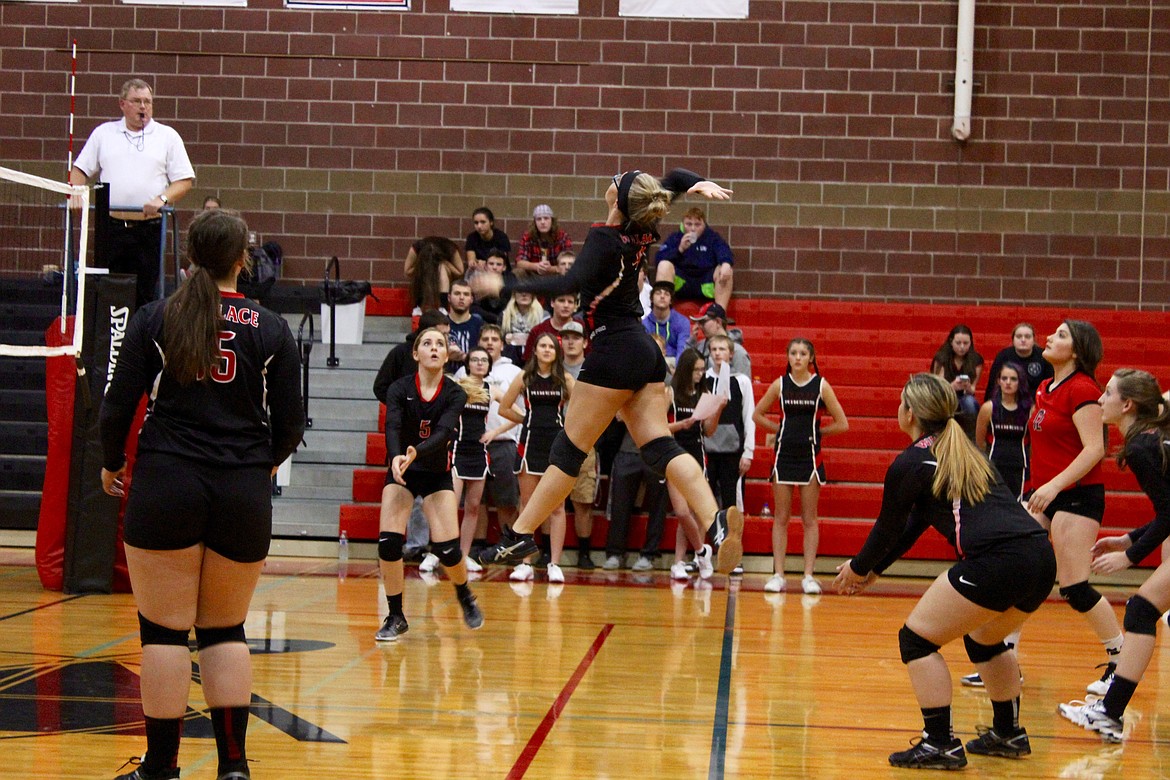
top-left (124, 98), bottom-right (153, 106)
top-left (468, 357), bottom-right (489, 364)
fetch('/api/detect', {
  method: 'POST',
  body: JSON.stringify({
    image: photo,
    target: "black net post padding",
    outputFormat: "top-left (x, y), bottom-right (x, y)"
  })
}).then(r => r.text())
top-left (155, 206), bottom-right (174, 301)
top-left (297, 311), bottom-right (314, 430)
top-left (63, 274), bottom-right (136, 594)
top-left (324, 256), bottom-right (340, 368)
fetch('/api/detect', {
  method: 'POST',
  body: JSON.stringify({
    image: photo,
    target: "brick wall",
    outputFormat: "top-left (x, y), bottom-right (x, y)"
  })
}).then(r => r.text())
top-left (2, 0), bottom-right (1167, 307)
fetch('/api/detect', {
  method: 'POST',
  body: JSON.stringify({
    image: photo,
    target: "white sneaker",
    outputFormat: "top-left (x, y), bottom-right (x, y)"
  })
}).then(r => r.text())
top-left (464, 556), bottom-right (483, 573)
top-left (603, 555), bottom-right (622, 570)
top-left (1086, 662), bottom-right (1116, 697)
top-left (632, 555), bottom-right (654, 571)
top-left (510, 563), bottom-right (535, 581)
top-left (764, 574), bottom-right (786, 593)
top-left (695, 544), bottom-right (714, 580)
top-left (801, 575), bottom-right (822, 595)
top-left (670, 561), bottom-right (690, 580)
top-left (419, 553), bottom-right (440, 573)
top-left (1058, 699), bottom-right (1124, 742)
top-left (547, 563), bottom-right (565, 583)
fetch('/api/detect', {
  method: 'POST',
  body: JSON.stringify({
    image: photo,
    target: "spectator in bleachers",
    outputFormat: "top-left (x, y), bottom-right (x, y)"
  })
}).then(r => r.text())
top-left (975, 361), bottom-right (1031, 501)
top-left (931, 324), bottom-right (983, 417)
top-left (515, 204), bottom-right (571, 278)
top-left (556, 250), bottom-right (576, 275)
top-left (406, 236), bottom-right (464, 313)
top-left (465, 207), bottom-right (512, 276)
top-left (498, 332), bottom-right (574, 585)
top-left (524, 292), bottom-right (583, 361)
top-left (471, 325), bottom-right (523, 553)
top-left (642, 280), bottom-right (690, 364)
top-left (558, 322), bottom-right (599, 568)
top-left (654, 206), bottom-right (734, 309)
top-left (687, 302), bottom-right (752, 377)
top-left (702, 334), bottom-right (755, 520)
top-left (982, 322), bottom-right (1053, 403)
top-left (446, 278), bottom-right (482, 366)
top-left (752, 338), bottom-right (848, 595)
top-left (472, 251), bottom-right (509, 324)
top-left (500, 289), bottom-right (549, 362)
top-left (201, 195), bottom-right (221, 210)
top-left (667, 348), bottom-right (719, 581)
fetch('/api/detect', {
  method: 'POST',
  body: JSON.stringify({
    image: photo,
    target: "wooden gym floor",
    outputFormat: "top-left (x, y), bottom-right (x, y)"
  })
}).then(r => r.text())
top-left (2, 549), bottom-right (1167, 779)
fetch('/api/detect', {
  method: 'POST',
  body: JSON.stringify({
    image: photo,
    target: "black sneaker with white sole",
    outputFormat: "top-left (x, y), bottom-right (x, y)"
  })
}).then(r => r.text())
top-left (477, 526), bottom-right (539, 566)
top-left (374, 614), bottom-right (409, 642)
top-left (114, 759), bottom-right (180, 780)
top-left (965, 725), bottom-right (1031, 758)
top-left (710, 507), bottom-right (743, 575)
top-left (888, 736), bottom-right (968, 770)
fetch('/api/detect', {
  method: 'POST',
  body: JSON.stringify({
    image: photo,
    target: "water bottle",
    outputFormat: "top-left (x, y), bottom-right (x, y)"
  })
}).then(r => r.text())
top-left (760, 502), bottom-right (772, 518)
top-left (338, 530), bottom-right (349, 580)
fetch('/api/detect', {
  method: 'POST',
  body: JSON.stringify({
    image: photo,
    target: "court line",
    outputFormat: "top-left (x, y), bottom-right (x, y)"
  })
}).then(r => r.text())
top-left (0, 594), bottom-right (86, 623)
top-left (506, 622), bottom-right (615, 779)
top-left (708, 576), bottom-right (739, 780)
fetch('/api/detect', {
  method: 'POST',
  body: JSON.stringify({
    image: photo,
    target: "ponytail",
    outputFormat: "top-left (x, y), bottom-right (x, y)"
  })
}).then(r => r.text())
top-left (902, 373), bottom-right (995, 504)
top-left (164, 209), bottom-right (248, 385)
top-left (1112, 368), bottom-right (1170, 472)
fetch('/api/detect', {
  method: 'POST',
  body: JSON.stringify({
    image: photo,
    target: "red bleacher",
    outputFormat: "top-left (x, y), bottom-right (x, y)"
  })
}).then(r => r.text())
top-left (339, 295), bottom-right (1162, 566)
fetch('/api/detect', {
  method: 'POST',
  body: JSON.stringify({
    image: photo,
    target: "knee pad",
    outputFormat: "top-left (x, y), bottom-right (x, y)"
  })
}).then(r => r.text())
top-left (963, 634), bottom-right (1010, 664)
top-left (432, 538), bottom-right (463, 568)
top-left (1124, 594), bottom-right (1162, 636)
top-left (138, 612), bottom-right (191, 648)
top-left (898, 624), bottom-right (940, 664)
top-left (194, 622), bottom-right (246, 650)
top-left (549, 430), bottom-right (587, 477)
top-left (1059, 581), bottom-right (1102, 613)
top-left (379, 531), bottom-right (405, 562)
top-left (641, 436), bottom-right (687, 478)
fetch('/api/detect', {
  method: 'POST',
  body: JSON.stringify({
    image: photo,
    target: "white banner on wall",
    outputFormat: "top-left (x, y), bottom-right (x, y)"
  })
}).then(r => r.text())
top-left (286, 0), bottom-right (408, 7)
top-left (619, 0), bottom-right (747, 18)
top-left (450, 0), bottom-right (577, 13)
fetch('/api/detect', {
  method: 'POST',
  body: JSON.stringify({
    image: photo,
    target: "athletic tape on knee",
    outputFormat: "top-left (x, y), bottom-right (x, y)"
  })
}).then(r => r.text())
top-left (1059, 581), bottom-right (1102, 613)
top-left (138, 612), bottom-right (191, 648)
top-left (433, 538), bottom-right (462, 568)
top-left (898, 624), bottom-right (940, 664)
top-left (1124, 594), bottom-right (1162, 636)
top-left (963, 634), bottom-right (1010, 664)
top-left (640, 436), bottom-right (687, 478)
top-left (549, 430), bottom-right (587, 477)
top-left (194, 622), bottom-right (246, 650)
top-left (379, 531), bottom-right (405, 562)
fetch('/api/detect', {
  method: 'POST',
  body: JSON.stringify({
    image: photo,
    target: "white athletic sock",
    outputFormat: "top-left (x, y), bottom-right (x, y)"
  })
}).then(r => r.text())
top-left (1103, 633), bottom-right (1124, 657)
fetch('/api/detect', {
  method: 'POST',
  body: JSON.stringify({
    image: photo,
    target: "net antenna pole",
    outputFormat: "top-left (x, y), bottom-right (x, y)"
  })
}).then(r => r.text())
top-left (62, 39), bottom-right (79, 334)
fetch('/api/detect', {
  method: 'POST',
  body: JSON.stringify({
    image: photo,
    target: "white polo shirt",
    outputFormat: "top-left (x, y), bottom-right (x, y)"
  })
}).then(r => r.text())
top-left (73, 118), bottom-right (195, 210)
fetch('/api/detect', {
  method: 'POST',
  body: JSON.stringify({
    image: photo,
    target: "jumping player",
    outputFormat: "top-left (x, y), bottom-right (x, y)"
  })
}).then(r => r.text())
top-left (1059, 369), bottom-right (1170, 742)
top-left (478, 169), bottom-right (743, 573)
top-left (752, 338), bottom-right (848, 594)
top-left (835, 374), bottom-right (1055, 770)
top-left (376, 327), bottom-right (484, 642)
top-left (101, 209), bottom-right (306, 780)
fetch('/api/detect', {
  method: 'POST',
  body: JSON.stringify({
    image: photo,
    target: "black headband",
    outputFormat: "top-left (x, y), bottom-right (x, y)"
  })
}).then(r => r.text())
top-left (615, 169), bottom-right (641, 220)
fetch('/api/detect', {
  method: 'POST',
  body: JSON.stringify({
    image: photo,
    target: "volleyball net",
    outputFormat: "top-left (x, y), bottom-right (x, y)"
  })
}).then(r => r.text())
top-left (0, 164), bottom-right (91, 358)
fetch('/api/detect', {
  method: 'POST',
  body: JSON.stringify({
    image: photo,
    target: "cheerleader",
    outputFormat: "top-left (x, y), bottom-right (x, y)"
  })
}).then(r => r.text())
top-left (667, 348), bottom-right (719, 580)
top-left (1059, 369), bottom-right (1170, 741)
top-left (452, 347), bottom-right (516, 569)
top-left (376, 327), bottom-right (484, 642)
top-left (498, 332), bottom-right (574, 583)
top-left (835, 374), bottom-right (1055, 769)
top-left (752, 338), bottom-right (848, 594)
top-left (974, 361), bottom-right (1031, 499)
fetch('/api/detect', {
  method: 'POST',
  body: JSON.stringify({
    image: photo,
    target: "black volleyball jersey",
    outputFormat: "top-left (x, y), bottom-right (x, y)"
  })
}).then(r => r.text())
top-left (1124, 432), bottom-right (1170, 564)
top-left (513, 169), bottom-right (705, 333)
top-left (851, 434), bottom-right (1050, 576)
top-left (384, 373), bottom-right (467, 473)
top-left (101, 292), bottom-right (305, 470)
top-left (453, 393), bottom-right (491, 457)
top-left (522, 374), bottom-right (565, 433)
top-left (988, 406), bottom-right (1028, 476)
top-left (672, 393), bottom-right (702, 449)
top-left (776, 374), bottom-right (825, 455)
